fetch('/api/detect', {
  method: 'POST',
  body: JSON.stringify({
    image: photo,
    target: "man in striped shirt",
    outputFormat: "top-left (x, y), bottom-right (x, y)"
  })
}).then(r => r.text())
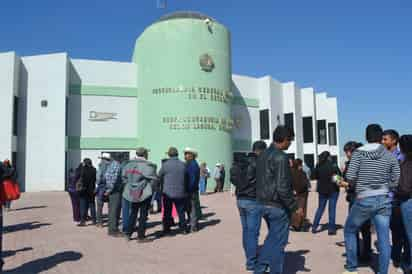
top-left (343, 124), bottom-right (400, 274)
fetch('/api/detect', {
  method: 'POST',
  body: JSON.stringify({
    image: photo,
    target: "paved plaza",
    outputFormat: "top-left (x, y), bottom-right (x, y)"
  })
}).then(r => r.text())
top-left (3, 191), bottom-right (399, 274)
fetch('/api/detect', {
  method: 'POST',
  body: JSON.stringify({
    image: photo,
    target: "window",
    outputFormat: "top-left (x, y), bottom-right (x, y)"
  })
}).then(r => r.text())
top-left (304, 154), bottom-right (315, 170)
top-left (260, 109), bottom-right (270, 140)
top-left (12, 96), bottom-right (18, 136)
top-left (328, 123), bottom-right (337, 146)
top-left (303, 117), bottom-right (314, 143)
top-left (284, 113), bottom-right (294, 132)
top-left (317, 120), bottom-right (327, 145)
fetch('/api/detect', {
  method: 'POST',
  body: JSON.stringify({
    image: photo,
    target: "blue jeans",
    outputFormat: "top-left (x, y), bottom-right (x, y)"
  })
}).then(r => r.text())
top-left (255, 206), bottom-right (290, 274)
top-left (237, 199), bottom-right (262, 271)
top-left (401, 198), bottom-right (412, 271)
top-left (122, 198), bottom-right (131, 233)
top-left (199, 178), bottom-right (207, 194)
top-left (344, 195), bottom-right (392, 274)
top-left (312, 192), bottom-right (339, 233)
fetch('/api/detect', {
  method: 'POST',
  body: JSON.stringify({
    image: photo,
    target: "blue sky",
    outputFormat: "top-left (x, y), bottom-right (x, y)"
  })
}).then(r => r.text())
top-left (1, 0), bottom-right (411, 148)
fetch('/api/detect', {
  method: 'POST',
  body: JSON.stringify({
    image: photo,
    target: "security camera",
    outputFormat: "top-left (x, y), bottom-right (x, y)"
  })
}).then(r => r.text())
top-left (204, 18), bottom-right (211, 25)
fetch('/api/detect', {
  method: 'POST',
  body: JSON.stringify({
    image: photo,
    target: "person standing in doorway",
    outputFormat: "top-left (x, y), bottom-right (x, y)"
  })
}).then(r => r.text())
top-left (342, 124), bottom-right (400, 274)
top-left (382, 129), bottom-right (410, 270)
top-left (77, 159), bottom-right (97, 227)
top-left (213, 163), bottom-right (223, 193)
top-left (311, 151), bottom-right (341, 235)
top-left (159, 147), bottom-right (189, 235)
top-left (230, 140), bottom-right (266, 272)
top-left (255, 126), bottom-right (303, 274)
top-left (199, 162), bottom-right (210, 195)
top-left (95, 153), bottom-right (111, 227)
top-left (105, 155), bottom-right (123, 237)
top-left (122, 148), bottom-right (156, 243)
top-left (184, 148), bottom-right (201, 232)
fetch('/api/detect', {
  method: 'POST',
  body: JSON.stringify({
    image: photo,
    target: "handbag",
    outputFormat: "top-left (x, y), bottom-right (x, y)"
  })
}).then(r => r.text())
top-left (0, 179), bottom-right (21, 203)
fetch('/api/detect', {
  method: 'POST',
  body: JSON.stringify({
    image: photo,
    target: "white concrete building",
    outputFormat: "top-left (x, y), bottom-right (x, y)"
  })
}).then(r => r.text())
top-left (0, 52), bottom-right (340, 192)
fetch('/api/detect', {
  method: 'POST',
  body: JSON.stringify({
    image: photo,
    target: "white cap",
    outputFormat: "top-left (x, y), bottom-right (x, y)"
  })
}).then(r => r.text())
top-left (216, 163), bottom-right (221, 166)
top-left (184, 147), bottom-right (198, 156)
top-left (99, 152), bottom-right (111, 160)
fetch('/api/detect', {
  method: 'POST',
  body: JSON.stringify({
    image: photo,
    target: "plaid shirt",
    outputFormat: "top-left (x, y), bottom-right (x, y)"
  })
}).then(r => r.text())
top-left (104, 160), bottom-right (121, 194)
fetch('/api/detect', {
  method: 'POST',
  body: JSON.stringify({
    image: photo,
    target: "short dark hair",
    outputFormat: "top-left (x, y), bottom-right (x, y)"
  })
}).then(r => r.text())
top-left (366, 124), bottom-right (383, 143)
top-left (273, 125), bottom-right (295, 143)
top-left (400, 135), bottom-right (412, 159)
top-left (252, 140), bottom-right (267, 152)
top-left (294, 159), bottom-right (303, 167)
top-left (344, 141), bottom-right (363, 153)
top-left (383, 129), bottom-right (400, 144)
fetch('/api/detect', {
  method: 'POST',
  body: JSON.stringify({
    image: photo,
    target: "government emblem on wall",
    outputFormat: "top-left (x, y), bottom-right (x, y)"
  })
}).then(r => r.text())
top-left (199, 54), bottom-right (215, 72)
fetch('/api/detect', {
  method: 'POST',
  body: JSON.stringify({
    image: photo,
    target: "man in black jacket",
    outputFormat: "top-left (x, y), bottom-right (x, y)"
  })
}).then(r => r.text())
top-left (231, 140), bottom-right (267, 272)
top-left (254, 126), bottom-right (303, 274)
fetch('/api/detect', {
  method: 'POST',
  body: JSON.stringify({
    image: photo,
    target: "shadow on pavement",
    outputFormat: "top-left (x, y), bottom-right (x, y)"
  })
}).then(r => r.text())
top-left (3, 247), bottom-right (33, 258)
top-left (284, 250), bottom-right (311, 274)
top-left (3, 251), bottom-right (83, 274)
top-left (201, 212), bottom-right (216, 220)
top-left (12, 206), bottom-right (48, 212)
top-left (4, 222), bottom-right (52, 234)
top-left (198, 219), bottom-right (221, 231)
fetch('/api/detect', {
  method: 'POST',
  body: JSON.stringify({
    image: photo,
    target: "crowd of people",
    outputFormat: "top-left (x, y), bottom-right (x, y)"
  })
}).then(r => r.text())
top-left (67, 147), bottom-right (222, 242)
top-left (230, 124), bottom-right (412, 274)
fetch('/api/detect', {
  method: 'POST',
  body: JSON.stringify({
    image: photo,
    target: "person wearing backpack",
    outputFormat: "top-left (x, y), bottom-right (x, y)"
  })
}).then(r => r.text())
top-left (123, 147), bottom-right (157, 243)
top-left (230, 140), bottom-right (267, 272)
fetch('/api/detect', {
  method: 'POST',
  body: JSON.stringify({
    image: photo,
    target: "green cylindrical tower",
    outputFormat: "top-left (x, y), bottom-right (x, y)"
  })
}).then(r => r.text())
top-left (133, 12), bottom-right (232, 190)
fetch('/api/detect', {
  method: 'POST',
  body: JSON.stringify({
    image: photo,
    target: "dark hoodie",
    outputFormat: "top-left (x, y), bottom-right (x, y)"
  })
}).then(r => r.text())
top-left (346, 144), bottom-right (400, 199)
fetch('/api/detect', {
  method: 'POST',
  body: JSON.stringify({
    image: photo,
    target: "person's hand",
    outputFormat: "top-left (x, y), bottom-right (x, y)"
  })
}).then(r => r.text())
top-left (339, 181), bottom-right (349, 188)
top-left (104, 192), bottom-right (109, 196)
top-left (295, 207), bottom-right (304, 218)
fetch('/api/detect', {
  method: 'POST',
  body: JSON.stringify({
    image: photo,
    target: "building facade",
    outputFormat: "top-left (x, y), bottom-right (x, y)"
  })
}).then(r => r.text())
top-left (0, 12), bottom-right (340, 192)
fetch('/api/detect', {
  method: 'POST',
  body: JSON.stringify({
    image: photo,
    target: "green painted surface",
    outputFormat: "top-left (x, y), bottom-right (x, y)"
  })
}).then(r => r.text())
top-left (134, 18), bottom-right (232, 190)
top-left (70, 84), bottom-right (138, 97)
top-left (68, 137), bottom-right (139, 150)
top-left (232, 139), bottom-right (252, 152)
top-left (232, 96), bottom-right (259, 108)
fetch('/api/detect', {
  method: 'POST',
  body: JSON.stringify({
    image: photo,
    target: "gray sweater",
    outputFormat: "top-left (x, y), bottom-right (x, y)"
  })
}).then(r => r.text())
top-left (158, 157), bottom-right (187, 199)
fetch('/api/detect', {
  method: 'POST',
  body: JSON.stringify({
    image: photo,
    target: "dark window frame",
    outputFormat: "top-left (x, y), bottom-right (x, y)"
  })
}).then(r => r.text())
top-left (328, 122), bottom-right (337, 146)
top-left (317, 120), bottom-right (327, 145)
top-left (260, 109), bottom-right (270, 140)
top-left (284, 113), bottom-right (294, 132)
top-left (303, 116), bottom-right (314, 143)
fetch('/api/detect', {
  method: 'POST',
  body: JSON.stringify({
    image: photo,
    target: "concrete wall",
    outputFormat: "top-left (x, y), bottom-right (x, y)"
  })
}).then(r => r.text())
top-left (282, 82), bottom-right (304, 159)
top-left (70, 59), bottom-right (137, 87)
top-left (0, 52), bottom-right (19, 161)
top-left (301, 87), bottom-right (318, 162)
top-left (21, 53), bottom-right (68, 191)
top-left (314, 93), bottom-right (340, 162)
top-left (68, 95), bottom-right (137, 138)
top-left (232, 75), bottom-right (260, 150)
